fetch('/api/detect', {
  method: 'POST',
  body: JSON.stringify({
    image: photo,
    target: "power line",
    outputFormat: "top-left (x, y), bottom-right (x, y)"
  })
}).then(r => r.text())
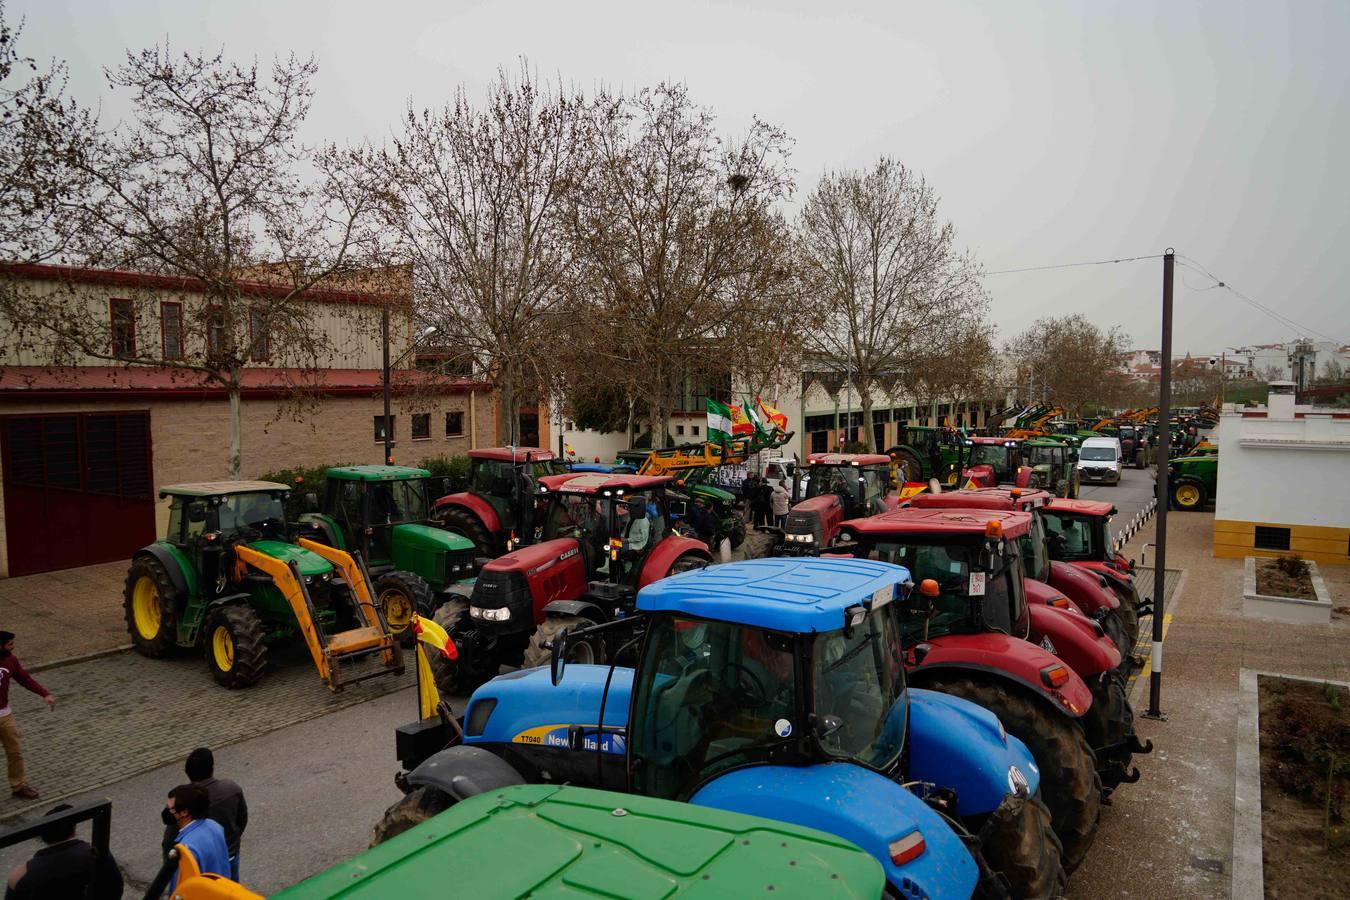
top-left (981, 253), bottom-right (1163, 276)
top-left (1175, 255), bottom-right (1344, 345)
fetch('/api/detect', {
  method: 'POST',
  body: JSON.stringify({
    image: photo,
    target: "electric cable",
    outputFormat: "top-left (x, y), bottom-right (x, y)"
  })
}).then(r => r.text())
top-left (981, 254), bottom-right (1163, 276)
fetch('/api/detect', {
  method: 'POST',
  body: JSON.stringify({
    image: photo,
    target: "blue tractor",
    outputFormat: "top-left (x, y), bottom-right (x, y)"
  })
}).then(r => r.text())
top-left (382, 558), bottom-right (1067, 898)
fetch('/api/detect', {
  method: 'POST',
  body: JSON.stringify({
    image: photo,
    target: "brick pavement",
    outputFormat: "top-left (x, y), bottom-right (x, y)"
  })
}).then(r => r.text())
top-left (0, 561), bottom-right (130, 668)
top-left (0, 643), bottom-right (415, 823)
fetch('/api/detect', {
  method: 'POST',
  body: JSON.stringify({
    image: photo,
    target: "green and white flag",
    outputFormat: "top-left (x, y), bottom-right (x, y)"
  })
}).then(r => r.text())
top-left (706, 399), bottom-right (733, 443)
top-left (743, 396), bottom-right (768, 440)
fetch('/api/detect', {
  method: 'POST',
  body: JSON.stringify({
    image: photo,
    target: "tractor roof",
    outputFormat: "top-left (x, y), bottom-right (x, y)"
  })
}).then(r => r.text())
top-left (1044, 498), bottom-right (1116, 518)
top-left (966, 436), bottom-right (1020, 446)
top-left (840, 507), bottom-right (1032, 540)
top-left (468, 447), bottom-right (556, 463)
top-left (159, 480), bottom-right (288, 498)
top-left (636, 557), bottom-right (911, 634)
top-left (325, 465), bottom-right (431, 482)
top-left (909, 487), bottom-right (1052, 512)
top-left (541, 473), bottom-right (673, 495)
top-left (806, 453), bottom-right (891, 467)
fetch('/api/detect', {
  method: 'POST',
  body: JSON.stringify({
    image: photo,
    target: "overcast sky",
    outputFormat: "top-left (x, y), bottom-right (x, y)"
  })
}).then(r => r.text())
top-left (16, 0), bottom-right (1350, 355)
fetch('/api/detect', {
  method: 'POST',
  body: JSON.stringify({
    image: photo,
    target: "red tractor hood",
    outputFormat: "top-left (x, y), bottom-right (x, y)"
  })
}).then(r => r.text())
top-left (1048, 560), bottom-right (1119, 616)
top-left (784, 494), bottom-right (844, 548)
top-left (1026, 604), bottom-right (1121, 678)
top-left (480, 537), bottom-right (582, 575)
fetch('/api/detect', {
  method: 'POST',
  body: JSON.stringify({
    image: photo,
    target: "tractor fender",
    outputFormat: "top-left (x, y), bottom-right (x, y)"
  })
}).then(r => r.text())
top-left (637, 536), bottom-right (712, 589)
top-left (1023, 577), bottom-right (1085, 616)
top-left (406, 744), bottom-right (526, 802)
top-left (962, 464), bottom-right (996, 488)
top-left (542, 599), bottom-right (606, 623)
top-left (1013, 465), bottom-right (1034, 488)
top-left (433, 492), bottom-right (501, 537)
top-left (1047, 560), bottom-right (1119, 615)
top-left (907, 687), bottom-right (1042, 817)
top-left (135, 542), bottom-right (196, 601)
top-left (691, 763), bottom-right (978, 899)
top-left (1026, 604), bottom-right (1121, 676)
top-left (908, 633), bottom-right (1093, 718)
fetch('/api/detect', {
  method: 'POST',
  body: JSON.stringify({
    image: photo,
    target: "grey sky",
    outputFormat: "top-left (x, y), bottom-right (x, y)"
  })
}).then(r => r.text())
top-left (16, 0), bottom-right (1350, 354)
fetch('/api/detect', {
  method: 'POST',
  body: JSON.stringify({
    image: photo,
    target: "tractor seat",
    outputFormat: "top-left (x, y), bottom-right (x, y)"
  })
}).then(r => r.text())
top-left (326, 626), bottom-right (386, 656)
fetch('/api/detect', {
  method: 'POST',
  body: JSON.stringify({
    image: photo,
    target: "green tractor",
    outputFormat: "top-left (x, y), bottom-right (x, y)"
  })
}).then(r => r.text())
top-left (1024, 437), bottom-right (1080, 498)
top-left (123, 482), bottom-right (412, 690)
top-left (299, 465), bottom-right (477, 637)
top-left (1167, 452), bottom-right (1218, 512)
top-left (886, 424), bottom-right (964, 483)
top-left (669, 471), bottom-right (747, 550)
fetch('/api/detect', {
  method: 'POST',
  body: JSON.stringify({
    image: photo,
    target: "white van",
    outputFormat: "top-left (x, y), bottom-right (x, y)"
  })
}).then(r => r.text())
top-left (1077, 436), bottom-right (1123, 486)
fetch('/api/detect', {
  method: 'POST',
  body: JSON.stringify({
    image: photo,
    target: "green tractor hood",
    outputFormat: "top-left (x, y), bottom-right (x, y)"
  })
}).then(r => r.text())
top-left (391, 523), bottom-right (475, 591)
top-left (392, 523), bottom-right (474, 552)
top-left (689, 483), bottom-right (734, 503)
top-left (246, 540), bottom-right (333, 577)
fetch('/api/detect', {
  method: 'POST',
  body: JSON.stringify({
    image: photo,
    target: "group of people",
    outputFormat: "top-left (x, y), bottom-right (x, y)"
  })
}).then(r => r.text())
top-left (742, 473), bottom-right (790, 530)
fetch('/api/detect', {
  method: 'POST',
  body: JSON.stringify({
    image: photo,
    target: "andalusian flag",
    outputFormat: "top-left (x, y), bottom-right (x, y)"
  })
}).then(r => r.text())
top-left (707, 399), bottom-right (734, 443)
top-left (756, 396), bottom-right (789, 433)
top-left (729, 403), bottom-right (754, 436)
top-left (743, 397), bottom-right (768, 440)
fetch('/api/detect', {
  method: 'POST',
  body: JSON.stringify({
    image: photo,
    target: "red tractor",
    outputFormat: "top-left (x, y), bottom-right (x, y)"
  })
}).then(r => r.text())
top-left (960, 436), bottom-right (1035, 489)
top-left (777, 453), bottom-right (898, 554)
top-left (834, 507), bottom-right (1103, 872)
top-left (432, 447), bottom-right (571, 558)
top-left (909, 487), bottom-right (1139, 657)
top-left (429, 473), bottom-right (712, 693)
top-left (1042, 497), bottom-right (1153, 627)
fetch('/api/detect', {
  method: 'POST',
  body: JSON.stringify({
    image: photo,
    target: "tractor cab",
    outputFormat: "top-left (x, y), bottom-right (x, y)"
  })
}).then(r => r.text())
top-left (960, 437), bottom-right (1032, 489)
top-left (779, 454), bottom-right (895, 553)
top-left (305, 466), bottom-right (477, 594)
top-left (432, 448), bottom-right (570, 557)
top-left (1022, 438), bottom-right (1079, 498)
top-left (888, 424), bottom-right (964, 484)
top-left (1042, 498), bottom-right (1131, 576)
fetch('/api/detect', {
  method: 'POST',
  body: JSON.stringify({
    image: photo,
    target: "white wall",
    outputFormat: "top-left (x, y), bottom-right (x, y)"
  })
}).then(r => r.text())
top-left (1214, 406), bottom-right (1350, 528)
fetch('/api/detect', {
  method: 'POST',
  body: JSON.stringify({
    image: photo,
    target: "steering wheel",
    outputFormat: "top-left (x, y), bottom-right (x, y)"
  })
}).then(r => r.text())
top-left (725, 662), bottom-right (770, 709)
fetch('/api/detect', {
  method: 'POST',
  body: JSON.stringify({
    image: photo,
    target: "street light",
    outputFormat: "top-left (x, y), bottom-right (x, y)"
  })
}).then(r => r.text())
top-left (382, 301), bottom-right (438, 465)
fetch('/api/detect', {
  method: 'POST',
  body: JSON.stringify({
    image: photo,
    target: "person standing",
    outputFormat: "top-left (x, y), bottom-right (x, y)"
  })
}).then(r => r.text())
top-left (5, 803), bottom-right (123, 899)
top-left (162, 748), bottom-right (247, 881)
top-left (0, 632), bottom-right (54, 801)
top-left (688, 497), bottom-right (716, 546)
top-left (164, 785), bottom-right (230, 892)
top-left (770, 480), bottom-right (790, 530)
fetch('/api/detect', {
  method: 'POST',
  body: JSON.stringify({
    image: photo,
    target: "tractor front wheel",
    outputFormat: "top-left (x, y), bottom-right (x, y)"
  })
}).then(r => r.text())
top-left (1084, 670), bottom-right (1140, 785)
top-left (523, 615), bottom-right (600, 670)
top-left (371, 786), bottom-right (452, 846)
top-left (439, 507), bottom-right (494, 557)
top-left (204, 605), bottom-right (268, 689)
top-left (1171, 480), bottom-right (1206, 511)
top-left (373, 571), bottom-right (436, 646)
top-left (923, 676), bottom-right (1101, 873)
top-left (980, 790), bottom-right (1068, 899)
top-left (123, 557), bottom-right (182, 658)
top-left (668, 554), bottom-right (710, 577)
top-left (427, 600), bottom-right (498, 696)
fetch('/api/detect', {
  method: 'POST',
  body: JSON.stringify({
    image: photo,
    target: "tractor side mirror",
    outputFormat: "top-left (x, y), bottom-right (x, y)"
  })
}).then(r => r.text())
top-left (187, 501), bottom-right (207, 523)
top-left (549, 629), bottom-right (570, 686)
top-left (303, 492), bottom-right (319, 513)
top-left (814, 714), bottom-right (844, 740)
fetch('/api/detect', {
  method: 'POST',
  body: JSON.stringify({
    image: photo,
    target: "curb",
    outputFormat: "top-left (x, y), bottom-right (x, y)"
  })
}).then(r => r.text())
top-left (30, 644), bottom-right (132, 674)
top-left (1113, 496), bottom-right (1158, 555)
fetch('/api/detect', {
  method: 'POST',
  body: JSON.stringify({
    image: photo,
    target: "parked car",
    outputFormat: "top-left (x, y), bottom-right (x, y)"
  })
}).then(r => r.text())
top-left (1076, 437), bottom-right (1122, 486)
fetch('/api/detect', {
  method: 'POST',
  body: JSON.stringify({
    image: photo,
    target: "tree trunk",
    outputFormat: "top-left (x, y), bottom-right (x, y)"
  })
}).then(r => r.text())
top-left (625, 397), bottom-right (635, 450)
top-left (498, 368), bottom-right (518, 445)
top-left (227, 378), bottom-right (243, 480)
top-left (860, 391), bottom-right (876, 452)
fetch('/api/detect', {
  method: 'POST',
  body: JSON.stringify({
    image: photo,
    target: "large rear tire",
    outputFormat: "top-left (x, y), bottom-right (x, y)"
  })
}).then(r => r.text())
top-left (923, 675), bottom-right (1101, 874)
top-left (427, 600), bottom-right (497, 696)
top-left (981, 790), bottom-right (1068, 899)
top-left (439, 507), bottom-right (494, 557)
top-left (371, 786), bottom-right (451, 846)
top-left (373, 570), bottom-right (436, 646)
top-left (891, 450), bottom-right (923, 483)
top-left (123, 557), bottom-right (181, 658)
top-left (204, 604), bottom-right (268, 689)
top-left (1084, 670), bottom-right (1140, 782)
top-left (1171, 480), bottom-right (1206, 511)
top-left (725, 517), bottom-right (746, 550)
top-left (522, 615), bottom-right (599, 670)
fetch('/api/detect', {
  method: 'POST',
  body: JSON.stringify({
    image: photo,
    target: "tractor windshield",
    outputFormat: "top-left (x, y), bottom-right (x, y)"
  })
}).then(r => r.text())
top-left (1044, 514), bottom-right (1107, 562)
top-left (811, 609), bottom-right (907, 770)
top-left (968, 444), bottom-right (1011, 475)
top-left (863, 539), bottom-right (1017, 640)
top-left (215, 492), bottom-right (286, 534)
top-left (630, 615), bottom-right (800, 801)
top-left (1019, 513), bottom-right (1051, 581)
top-left (367, 480), bottom-right (429, 525)
top-left (1027, 445), bottom-right (1061, 468)
top-left (805, 465), bottom-right (858, 503)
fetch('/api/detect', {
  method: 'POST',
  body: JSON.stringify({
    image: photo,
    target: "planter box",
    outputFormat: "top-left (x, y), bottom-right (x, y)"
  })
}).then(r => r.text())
top-left (1241, 557), bottom-right (1331, 625)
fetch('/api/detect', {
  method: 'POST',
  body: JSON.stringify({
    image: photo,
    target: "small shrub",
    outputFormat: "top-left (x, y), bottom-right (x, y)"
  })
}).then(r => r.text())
top-left (1275, 553), bottom-right (1310, 579)
top-left (417, 454), bottom-right (472, 492)
top-left (258, 463), bottom-right (350, 518)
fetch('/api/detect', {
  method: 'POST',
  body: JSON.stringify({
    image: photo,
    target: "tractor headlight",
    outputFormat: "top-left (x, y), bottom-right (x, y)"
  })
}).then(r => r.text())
top-left (470, 606), bottom-right (511, 622)
top-left (1007, 765), bottom-right (1030, 797)
top-left (303, 575), bottom-right (314, 584)
top-left (320, 572), bottom-right (331, 582)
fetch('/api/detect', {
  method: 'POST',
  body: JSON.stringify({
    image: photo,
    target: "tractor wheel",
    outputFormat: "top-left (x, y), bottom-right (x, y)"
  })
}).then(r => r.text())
top-left (204, 605), bottom-right (268, 689)
top-left (668, 553), bottom-right (710, 577)
top-left (522, 615), bottom-right (599, 671)
top-left (1113, 595), bottom-right (1139, 653)
top-left (981, 790), bottom-right (1068, 900)
top-left (892, 450), bottom-right (923, 483)
top-left (427, 600), bottom-right (497, 696)
top-left (923, 676), bottom-right (1101, 874)
top-left (123, 557), bottom-right (181, 658)
top-left (370, 786), bottom-right (452, 846)
top-left (1084, 671), bottom-right (1140, 780)
top-left (373, 570), bottom-right (436, 647)
top-left (439, 507), bottom-right (494, 557)
top-left (1171, 480), bottom-right (1206, 511)
top-left (726, 517), bottom-right (747, 550)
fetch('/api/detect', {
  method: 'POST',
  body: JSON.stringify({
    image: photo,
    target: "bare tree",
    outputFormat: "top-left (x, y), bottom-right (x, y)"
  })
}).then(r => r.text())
top-left (1006, 314), bottom-right (1129, 416)
top-left (799, 158), bottom-right (990, 451)
top-left (357, 65), bottom-right (592, 445)
top-left (565, 83), bottom-right (801, 447)
top-left (0, 45), bottom-right (378, 477)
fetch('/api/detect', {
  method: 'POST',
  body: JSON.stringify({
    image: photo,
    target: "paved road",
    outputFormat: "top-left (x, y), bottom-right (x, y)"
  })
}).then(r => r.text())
top-left (1078, 463), bottom-right (1160, 553)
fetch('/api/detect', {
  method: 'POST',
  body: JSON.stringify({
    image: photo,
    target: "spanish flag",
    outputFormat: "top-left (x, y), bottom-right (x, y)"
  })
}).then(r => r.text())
top-left (757, 397), bottom-right (789, 432)
top-left (729, 403), bottom-right (754, 436)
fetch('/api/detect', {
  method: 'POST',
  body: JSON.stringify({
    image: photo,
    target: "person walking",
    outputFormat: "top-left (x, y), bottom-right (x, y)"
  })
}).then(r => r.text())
top-left (5, 803), bottom-right (123, 899)
top-left (164, 784), bottom-right (230, 892)
top-left (770, 480), bottom-right (790, 530)
top-left (0, 632), bottom-right (54, 801)
top-left (162, 748), bottom-right (247, 881)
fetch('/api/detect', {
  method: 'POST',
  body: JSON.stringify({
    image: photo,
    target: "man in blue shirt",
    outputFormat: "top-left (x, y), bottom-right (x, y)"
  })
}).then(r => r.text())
top-left (165, 784), bottom-right (230, 891)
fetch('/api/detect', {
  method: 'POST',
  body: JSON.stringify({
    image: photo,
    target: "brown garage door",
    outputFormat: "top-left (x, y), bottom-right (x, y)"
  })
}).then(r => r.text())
top-left (1, 412), bottom-right (156, 576)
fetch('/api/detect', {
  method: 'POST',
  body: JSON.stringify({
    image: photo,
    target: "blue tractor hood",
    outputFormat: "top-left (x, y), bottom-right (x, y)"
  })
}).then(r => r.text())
top-left (691, 762), bottom-right (979, 899)
top-left (463, 665), bottom-right (632, 755)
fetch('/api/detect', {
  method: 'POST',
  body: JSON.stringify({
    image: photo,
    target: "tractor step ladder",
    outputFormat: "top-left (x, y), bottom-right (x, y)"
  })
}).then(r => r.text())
top-left (234, 541), bottom-right (402, 691)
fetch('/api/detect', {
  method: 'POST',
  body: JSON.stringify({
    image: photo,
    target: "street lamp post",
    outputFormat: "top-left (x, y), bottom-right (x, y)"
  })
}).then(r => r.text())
top-left (381, 299), bottom-right (437, 466)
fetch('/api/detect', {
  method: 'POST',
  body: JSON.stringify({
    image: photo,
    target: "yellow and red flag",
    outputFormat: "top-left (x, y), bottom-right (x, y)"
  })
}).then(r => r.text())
top-left (757, 396), bottom-right (789, 432)
top-left (729, 403), bottom-right (754, 436)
